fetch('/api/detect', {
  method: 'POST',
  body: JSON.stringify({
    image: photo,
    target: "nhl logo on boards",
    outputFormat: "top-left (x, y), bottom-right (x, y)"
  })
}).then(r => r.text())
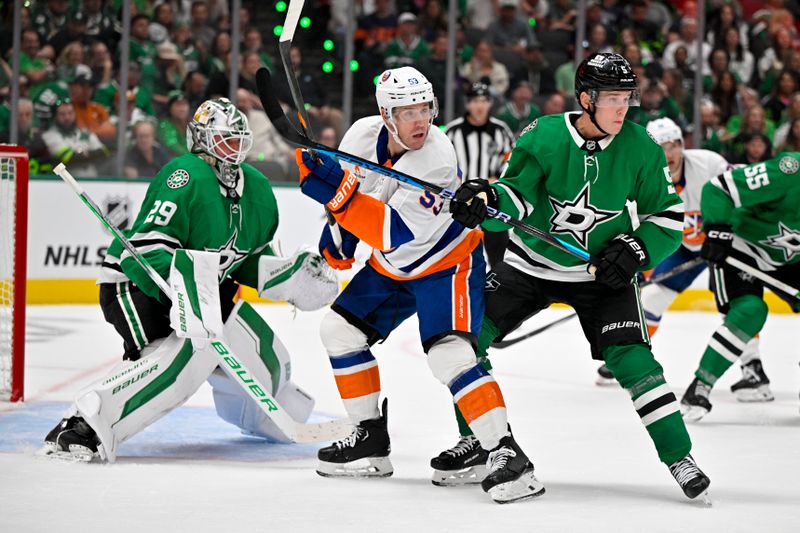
top-left (167, 169), bottom-right (190, 189)
top-left (102, 196), bottom-right (131, 232)
top-left (778, 156), bottom-right (799, 175)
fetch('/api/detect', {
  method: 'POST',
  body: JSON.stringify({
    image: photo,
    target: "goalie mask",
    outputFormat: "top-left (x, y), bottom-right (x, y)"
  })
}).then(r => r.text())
top-left (187, 98), bottom-right (253, 182)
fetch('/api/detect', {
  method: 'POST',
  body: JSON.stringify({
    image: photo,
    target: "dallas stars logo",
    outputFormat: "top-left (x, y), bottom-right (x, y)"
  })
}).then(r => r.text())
top-left (208, 229), bottom-right (249, 279)
top-left (548, 183), bottom-right (620, 249)
top-left (761, 222), bottom-right (800, 261)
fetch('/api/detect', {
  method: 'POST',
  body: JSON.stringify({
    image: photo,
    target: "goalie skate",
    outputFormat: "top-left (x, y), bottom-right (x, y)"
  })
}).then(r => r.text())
top-left (430, 435), bottom-right (488, 486)
top-left (481, 434), bottom-right (545, 504)
top-left (316, 398), bottom-right (393, 478)
top-left (40, 417), bottom-right (105, 463)
top-left (730, 359), bottom-right (774, 402)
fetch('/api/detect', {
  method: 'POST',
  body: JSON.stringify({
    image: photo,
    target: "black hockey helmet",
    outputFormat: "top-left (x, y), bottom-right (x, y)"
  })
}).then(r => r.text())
top-left (574, 52), bottom-right (638, 102)
top-left (466, 81), bottom-right (491, 100)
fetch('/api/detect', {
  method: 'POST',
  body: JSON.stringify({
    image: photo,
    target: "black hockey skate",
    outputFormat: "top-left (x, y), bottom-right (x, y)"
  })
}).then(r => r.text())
top-left (430, 435), bottom-right (489, 486)
top-left (680, 378), bottom-right (713, 422)
top-left (317, 398), bottom-right (393, 478)
top-left (481, 434), bottom-right (545, 504)
top-left (730, 359), bottom-right (774, 402)
top-left (668, 454), bottom-right (711, 501)
top-left (595, 363), bottom-right (617, 386)
top-left (41, 416), bottom-right (102, 462)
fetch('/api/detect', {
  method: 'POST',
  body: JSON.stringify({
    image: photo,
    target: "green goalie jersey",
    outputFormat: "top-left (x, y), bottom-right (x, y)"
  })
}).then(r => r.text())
top-left (484, 112), bottom-right (684, 282)
top-left (702, 152), bottom-right (800, 269)
top-left (100, 154), bottom-right (279, 300)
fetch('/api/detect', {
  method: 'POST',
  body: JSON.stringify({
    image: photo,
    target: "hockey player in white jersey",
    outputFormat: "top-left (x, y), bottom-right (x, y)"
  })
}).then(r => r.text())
top-left (296, 66), bottom-right (542, 504)
top-left (595, 117), bottom-right (772, 402)
top-left (41, 98), bottom-right (338, 462)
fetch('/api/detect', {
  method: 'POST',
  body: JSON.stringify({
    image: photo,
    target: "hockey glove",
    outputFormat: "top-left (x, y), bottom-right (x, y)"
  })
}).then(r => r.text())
top-left (700, 224), bottom-right (734, 265)
top-left (296, 149), bottom-right (359, 212)
top-left (450, 179), bottom-right (498, 229)
top-left (319, 223), bottom-right (359, 270)
top-left (590, 234), bottom-right (649, 290)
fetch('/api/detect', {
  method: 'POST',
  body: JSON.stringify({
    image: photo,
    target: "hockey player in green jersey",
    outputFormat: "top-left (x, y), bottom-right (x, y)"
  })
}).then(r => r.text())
top-left (442, 53), bottom-right (711, 500)
top-left (41, 98), bottom-right (338, 462)
top-left (680, 152), bottom-right (800, 422)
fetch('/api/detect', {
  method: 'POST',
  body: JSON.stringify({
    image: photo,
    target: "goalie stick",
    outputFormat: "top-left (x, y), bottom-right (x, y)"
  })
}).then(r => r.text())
top-left (53, 163), bottom-right (352, 444)
top-left (278, 0), bottom-right (344, 254)
top-left (254, 66), bottom-right (592, 264)
top-left (493, 257), bottom-right (706, 348)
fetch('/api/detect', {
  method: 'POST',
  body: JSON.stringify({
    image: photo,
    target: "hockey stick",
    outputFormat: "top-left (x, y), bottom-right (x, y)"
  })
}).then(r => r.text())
top-left (725, 256), bottom-right (800, 300)
top-left (492, 257), bottom-right (706, 348)
top-left (54, 163), bottom-right (352, 443)
top-left (254, 66), bottom-right (591, 263)
top-left (277, 0), bottom-right (344, 253)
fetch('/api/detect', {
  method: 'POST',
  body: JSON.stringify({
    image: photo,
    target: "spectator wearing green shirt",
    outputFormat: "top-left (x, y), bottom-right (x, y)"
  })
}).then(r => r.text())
top-left (243, 27), bottom-right (275, 73)
top-left (20, 29), bottom-right (54, 96)
top-left (383, 12), bottom-right (429, 70)
top-left (158, 91), bottom-right (190, 156)
top-left (496, 81), bottom-right (540, 136)
top-left (128, 14), bottom-right (158, 94)
top-left (93, 62), bottom-right (156, 118)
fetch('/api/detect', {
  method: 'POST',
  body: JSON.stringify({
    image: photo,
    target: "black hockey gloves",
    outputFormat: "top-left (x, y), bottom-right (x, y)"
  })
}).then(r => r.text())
top-left (700, 224), bottom-right (734, 265)
top-left (450, 179), bottom-right (498, 229)
top-left (590, 234), bottom-right (649, 289)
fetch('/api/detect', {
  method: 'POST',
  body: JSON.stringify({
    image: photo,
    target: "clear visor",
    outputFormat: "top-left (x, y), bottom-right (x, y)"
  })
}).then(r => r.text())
top-left (206, 128), bottom-right (253, 165)
top-left (593, 90), bottom-right (641, 108)
top-left (391, 99), bottom-right (439, 123)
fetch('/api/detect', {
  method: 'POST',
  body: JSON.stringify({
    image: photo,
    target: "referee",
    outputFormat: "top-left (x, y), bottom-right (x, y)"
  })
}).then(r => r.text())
top-left (445, 82), bottom-right (515, 267)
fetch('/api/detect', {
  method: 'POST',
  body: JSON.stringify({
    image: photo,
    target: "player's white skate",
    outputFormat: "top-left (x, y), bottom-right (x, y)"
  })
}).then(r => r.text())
top-left (39, 416), bottom-right (105, 463)
top-left (430, 435), bottom-right (488, 486)
top-left (680, 378), bottom-right (712, 422)
top-left (481, 434), bottom-right (545, 504)
top-left (595, 363), bottom-right (617, 386)
top-left (316, 398), bottom-right (393, 478)
top-left (730, 359), bottom-right (774, 402)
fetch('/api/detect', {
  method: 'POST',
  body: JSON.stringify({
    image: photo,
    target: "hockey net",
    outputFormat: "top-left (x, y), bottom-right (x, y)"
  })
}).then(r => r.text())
top-left (0, 145), bottom-right (28, 402)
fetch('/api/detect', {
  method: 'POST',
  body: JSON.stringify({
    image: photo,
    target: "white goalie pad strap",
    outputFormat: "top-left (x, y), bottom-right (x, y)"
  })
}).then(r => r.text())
top-left (73, 334), bottom-right (218, 462)
top-left (258, 251), bottom-right (339, 311)
top-left (169, 249), bottom-right (223, 339)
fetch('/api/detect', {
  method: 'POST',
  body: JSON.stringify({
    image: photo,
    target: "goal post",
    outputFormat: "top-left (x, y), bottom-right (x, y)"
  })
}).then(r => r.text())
top-left (0, 144), bottom-right (28, 402)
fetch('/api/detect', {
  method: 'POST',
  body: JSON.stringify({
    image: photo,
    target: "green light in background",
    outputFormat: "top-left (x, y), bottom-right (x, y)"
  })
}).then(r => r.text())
top-left (373, 75), bottom-right (380, 85)
top-left (323, 39), bottom-right (334, 51)
top-left (304, 103), bottom-right (312, 110)
top-left (349, 60), bottom-right (359, 72)
top-left (275, 1), bottom-right (287, 12)
top-left (300, 17), bottom-right (311, 28)
top-left (438, 125), bottom-right (446, 131)
top-left (273, 25), bottom-right (283, 37)
top-left (257, 152), bottom-right (265, 161)
top-left (528, 18), bottom-right (536, 27)
top-left (322, 61), bottom-right (334, 73)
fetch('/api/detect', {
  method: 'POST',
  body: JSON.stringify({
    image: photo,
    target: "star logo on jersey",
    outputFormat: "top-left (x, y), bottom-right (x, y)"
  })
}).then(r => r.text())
top-left (760, 222), bottom-right (800, 261)
top-left (208, 229), bottom-right (249, 279)
top-left (548, 183), bottom-right (621, 249)
top-left (167, 169), bottom-right (190, 189)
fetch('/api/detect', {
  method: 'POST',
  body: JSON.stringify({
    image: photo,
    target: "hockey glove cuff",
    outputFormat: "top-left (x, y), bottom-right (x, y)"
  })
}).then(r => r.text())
top-left (450, 179), bottom-right (498, 229)
top-left (590, 234), bottom-right (649, 290)
top-left (296, 149), bottom-right (359, 212)
top-left (700, 224), bottom-right (734, 265)
top-left (319, 223), bottom-right (359, 270)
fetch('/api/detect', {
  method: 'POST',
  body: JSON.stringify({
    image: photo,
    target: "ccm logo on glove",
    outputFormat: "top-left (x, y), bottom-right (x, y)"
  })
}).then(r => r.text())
top-left (705, 229), bottom-right (733, 241)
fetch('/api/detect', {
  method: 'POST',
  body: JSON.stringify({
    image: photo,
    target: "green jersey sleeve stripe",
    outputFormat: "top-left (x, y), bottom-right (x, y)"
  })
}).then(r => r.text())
top-left (639, 204), bottom-right (685, 232)
top-left (710, 171), bottom-right (742, 208)
top-left (127, 231), bottom-right (183, 246)
top-left (495, 182), bottom-right (532, 218)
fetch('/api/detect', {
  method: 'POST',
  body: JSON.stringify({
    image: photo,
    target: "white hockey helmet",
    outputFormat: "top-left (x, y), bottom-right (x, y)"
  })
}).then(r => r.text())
top-left (187, 98), bottom-right (253, 166)
top-left (646, 117), bottom-right (683, 146)
top-left (375, 66), bottom-right (438, 122)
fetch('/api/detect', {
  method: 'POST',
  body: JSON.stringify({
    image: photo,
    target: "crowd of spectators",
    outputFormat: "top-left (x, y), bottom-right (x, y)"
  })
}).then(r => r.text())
top-left (1, 0), bottom-right (800, 180)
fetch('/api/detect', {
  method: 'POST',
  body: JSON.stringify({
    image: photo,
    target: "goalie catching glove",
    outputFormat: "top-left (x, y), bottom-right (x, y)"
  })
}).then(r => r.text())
top-left (259, 250), bottom-right (339, 311)
top-left (296, 149), bottom-right (359, 212)
top-left (590, 234), bottom-right (649, 290)
top-left (449, 179), bottom-right (498, 229)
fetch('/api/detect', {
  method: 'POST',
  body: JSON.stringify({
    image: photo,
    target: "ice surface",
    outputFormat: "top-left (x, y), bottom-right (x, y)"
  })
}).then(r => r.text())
top-left (1, 305), bottom-right (799, 532)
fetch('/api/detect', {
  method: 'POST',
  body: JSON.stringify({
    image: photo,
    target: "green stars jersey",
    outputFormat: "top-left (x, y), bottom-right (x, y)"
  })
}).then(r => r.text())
top-left (702, 152), bottom-right (800, 269)
top-left (483, 112), bottom-right (684, 282)
top-left (100, 154), bottom-right (279, 300)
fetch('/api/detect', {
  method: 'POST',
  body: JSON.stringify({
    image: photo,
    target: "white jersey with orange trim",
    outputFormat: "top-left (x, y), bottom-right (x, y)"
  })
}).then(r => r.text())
top-left (677, 149), bottom-right (731, 251)
top-left (336, 116), bottom-right (480, 279)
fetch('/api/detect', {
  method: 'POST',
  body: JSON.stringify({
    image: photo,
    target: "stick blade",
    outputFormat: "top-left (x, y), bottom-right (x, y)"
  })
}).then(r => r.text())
top-left (255, 67), bottom-right (306, 145)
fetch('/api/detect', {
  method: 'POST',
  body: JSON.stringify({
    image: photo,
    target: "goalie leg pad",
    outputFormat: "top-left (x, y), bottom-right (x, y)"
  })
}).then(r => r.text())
top-left (429, 336), bottom-right (508, 451)
top-left (71, 334), bottom-right (218, 462)
top-left (209, 300), bottom-right (314, 440)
